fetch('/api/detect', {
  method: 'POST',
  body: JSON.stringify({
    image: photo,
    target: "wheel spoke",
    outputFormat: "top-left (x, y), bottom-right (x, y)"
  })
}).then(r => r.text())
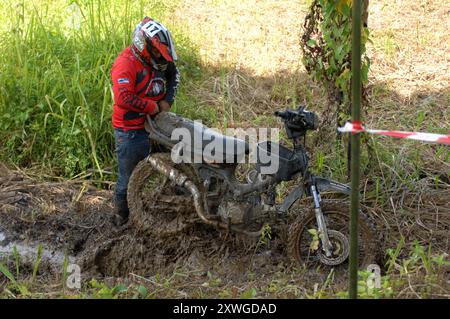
top-left (288, 200), bottom-right (378, 270)
top-left (128, 153), bottom-right (201, 238)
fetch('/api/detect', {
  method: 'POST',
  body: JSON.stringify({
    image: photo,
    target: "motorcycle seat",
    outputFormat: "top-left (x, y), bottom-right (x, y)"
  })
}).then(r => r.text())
top-left (152, 112), bottom-right (250, 164)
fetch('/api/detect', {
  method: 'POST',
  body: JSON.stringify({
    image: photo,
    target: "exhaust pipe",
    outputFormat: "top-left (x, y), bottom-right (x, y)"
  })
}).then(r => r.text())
top-left (146, 155), bottom-right (264, 237)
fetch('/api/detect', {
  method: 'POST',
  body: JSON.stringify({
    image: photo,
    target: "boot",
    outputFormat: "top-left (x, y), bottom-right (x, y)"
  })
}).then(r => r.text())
top-left (113, 198), bottom-right (129, 226)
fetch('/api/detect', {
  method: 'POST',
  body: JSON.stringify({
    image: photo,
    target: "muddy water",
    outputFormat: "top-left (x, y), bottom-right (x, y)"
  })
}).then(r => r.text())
top-left (0, 231), bottom-right (76, 272)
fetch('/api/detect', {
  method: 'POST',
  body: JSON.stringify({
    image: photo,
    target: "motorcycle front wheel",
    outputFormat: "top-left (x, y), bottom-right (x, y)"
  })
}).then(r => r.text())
top-left (287, 199), bottom-right (379, 269)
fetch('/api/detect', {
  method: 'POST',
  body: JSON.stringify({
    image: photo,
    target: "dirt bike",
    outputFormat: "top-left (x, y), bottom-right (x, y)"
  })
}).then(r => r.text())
top-left (127, 107), bottom-right (378, 268)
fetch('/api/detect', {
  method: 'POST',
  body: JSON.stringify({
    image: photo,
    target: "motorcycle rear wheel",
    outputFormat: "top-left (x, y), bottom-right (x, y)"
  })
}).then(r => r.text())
top-left (127, 153), bottom-right (201, 238)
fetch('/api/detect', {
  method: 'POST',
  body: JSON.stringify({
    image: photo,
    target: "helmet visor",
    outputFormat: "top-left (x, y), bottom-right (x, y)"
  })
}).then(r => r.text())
top-left (150, 38), bottom-right (173, 62)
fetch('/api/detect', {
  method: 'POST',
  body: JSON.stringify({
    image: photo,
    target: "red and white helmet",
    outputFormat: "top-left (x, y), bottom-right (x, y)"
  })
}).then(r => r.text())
top-left (131, 17), bottom-right (177, 70)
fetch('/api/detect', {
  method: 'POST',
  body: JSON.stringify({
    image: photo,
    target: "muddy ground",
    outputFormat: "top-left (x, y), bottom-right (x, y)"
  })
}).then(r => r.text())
top-left (0, 162), bottom-right (290, 282)
top-left (0, 162), bottom-right (449, 298)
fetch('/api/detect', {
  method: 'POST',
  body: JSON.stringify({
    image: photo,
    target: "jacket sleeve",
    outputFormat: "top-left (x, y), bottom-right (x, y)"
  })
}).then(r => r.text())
top-left (164, 62), bottom-right (180, 106)
top-left (111, 59), bottom-right (159, 115)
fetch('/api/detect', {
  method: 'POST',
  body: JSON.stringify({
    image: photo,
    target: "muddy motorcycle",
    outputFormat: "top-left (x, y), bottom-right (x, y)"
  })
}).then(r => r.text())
top-left (128, 107), bottom-right (378, 267)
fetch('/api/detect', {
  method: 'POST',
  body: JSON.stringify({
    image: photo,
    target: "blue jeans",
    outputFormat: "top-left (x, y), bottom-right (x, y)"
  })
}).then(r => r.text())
top-left (114, 128), bottom-right (150, 207)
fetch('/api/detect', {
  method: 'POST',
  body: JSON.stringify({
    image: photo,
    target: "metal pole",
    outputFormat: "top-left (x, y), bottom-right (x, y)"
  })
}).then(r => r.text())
top-left (349, 0), bottom-right (362, 299)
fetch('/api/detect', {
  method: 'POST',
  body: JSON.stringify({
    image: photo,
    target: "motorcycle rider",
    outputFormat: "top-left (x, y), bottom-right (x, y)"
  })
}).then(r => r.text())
top-left (111, 17), bottom-right (180, 225)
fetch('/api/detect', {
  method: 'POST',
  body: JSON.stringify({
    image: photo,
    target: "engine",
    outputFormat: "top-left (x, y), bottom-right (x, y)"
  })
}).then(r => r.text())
top-left (217, 200), bottom-right (252, 225)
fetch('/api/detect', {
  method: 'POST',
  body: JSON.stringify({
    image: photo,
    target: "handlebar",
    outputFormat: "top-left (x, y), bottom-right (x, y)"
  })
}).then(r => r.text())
top-left (274, 107), bottom-right (307, 121)
top-left (274, 110), bottom-right (290, 119)
top-left (274, 106), bottom-right (319, 132)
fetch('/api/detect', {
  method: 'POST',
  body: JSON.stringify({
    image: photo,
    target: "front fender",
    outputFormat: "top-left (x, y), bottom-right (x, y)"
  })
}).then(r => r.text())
top-left (278, 178), bottom-right (350, 214)
top-left (315, 177), bottom-right (351, 195)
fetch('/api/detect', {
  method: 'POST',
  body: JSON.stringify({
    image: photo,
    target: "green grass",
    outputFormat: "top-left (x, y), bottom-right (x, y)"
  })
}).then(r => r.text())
top-left (0, 0), bottom-right (211, 181)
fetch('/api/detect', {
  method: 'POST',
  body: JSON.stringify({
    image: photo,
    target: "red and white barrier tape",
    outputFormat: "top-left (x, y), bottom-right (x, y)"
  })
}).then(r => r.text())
top-left (338, 121), bottom-right (450, 145)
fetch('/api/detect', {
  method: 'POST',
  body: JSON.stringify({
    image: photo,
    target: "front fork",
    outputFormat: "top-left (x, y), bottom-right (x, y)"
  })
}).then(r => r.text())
top-left (310, 184), bottom-right (333, 257)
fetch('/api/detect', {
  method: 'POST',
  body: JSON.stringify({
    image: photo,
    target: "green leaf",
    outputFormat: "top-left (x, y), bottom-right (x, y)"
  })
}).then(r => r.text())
top-left (307, 39), bottom-right (316, 46)
top-left (112, 284), bottom-right (128, 295)
top-left (341, 3), bottom-right (351, 16)
top-left (90, 278), bottom-right (100, 288)
top-left (0, 263), bottom-right (17, 284)
top-left (240, 287), bottom-right (257, 299)
top-left (17, 285), bottom-right (30, 296)
top-left (310, 240), bottom-right (320, 252)
top-left (32, 244), bottom-right (43, 282)
top-left (308, 229), bottom-right (320, 252)
top-left (361, 63), bottom-right (369, 83)
top-left (137, 285), bottom-right (148, 298)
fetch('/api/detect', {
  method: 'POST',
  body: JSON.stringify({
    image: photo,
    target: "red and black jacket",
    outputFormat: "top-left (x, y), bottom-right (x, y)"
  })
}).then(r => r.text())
top-left (111, 46), bottom-right (180, 130)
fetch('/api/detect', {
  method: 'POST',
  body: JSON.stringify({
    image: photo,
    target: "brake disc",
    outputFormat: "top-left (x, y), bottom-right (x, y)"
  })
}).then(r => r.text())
top-left (317, 230), bottom-right (350, 266)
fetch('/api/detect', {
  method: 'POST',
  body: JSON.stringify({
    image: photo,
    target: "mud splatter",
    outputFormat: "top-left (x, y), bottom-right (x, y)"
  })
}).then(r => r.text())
top-left (0, 162), bottom-right (448, 298)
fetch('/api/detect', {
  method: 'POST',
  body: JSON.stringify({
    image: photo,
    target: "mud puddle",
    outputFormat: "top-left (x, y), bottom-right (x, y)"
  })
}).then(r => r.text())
top-left (0, 231), bottom-right (76, 272)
